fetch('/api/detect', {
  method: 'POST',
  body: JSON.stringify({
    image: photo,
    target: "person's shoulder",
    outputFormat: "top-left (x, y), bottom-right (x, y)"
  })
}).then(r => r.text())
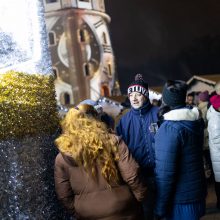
top-left (56, 152), bottom-right (78, 167)
top-left (159, 120), bottom-right (182, 133)
top-left (55, 152), bottom-right (63, 162)
top-left (207, 105), bottom-right (219, 118)
top-left (120, 108), bottom-right (132, 119)
top-left (55, 152), bottom-right (66, 167)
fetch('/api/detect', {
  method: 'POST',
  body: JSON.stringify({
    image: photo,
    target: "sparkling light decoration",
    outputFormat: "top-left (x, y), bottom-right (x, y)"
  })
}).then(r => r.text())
top-left (0, 0), bottom-right (52, 74)
top-left (0, 0), bottom-right (72, 218)
top-left (0, 71), bottom-right (59, 139)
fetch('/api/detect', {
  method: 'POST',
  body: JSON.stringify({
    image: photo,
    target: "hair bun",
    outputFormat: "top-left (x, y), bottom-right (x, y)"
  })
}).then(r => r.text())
top-left (135, 74), bottom-right (143, 81)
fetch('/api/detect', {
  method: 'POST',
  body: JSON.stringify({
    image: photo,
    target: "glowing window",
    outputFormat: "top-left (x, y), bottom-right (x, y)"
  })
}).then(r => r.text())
top-left (101, 85), bottom-right (110, 97)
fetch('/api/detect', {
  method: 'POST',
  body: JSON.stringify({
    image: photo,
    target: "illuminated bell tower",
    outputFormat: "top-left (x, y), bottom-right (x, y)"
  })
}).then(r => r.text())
top-left (44, 0), bottom-right (121, 106)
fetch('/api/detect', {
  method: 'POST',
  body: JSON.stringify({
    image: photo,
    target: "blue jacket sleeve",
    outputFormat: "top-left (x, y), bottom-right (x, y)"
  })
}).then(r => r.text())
top-left (154, 123), bottom-right (181, 217)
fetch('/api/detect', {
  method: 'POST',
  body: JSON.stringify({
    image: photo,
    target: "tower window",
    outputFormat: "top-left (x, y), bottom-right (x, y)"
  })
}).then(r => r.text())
top-left (107, 63), bottom-right (112, 77)
top-left (64, 93), bottom-right (70, 105)
top-left (78, 29), bottom-right (89, 43)
top-left (52, 67), bottom-right (58, 78)
top-left (83, 63), bottom-right (90, 76)
top-left (102, 32), bottom-right (107, 44)
top-left (60, 92), bottom-right (70, 105)
top-left (101, 84), bottom-right (110, 97)
top-left (48, 32), bottom-right (56, 46)
top-left (60, 92), bottom-right (71, 105)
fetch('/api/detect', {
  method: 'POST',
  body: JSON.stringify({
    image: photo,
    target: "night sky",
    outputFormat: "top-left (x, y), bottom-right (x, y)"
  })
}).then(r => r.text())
top-left (105, 0), bottom-right (220, 93)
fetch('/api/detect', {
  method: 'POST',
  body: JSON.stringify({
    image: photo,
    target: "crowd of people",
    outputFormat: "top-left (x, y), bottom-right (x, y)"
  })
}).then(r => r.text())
top-left (54, 74), bottom-right (220, 220)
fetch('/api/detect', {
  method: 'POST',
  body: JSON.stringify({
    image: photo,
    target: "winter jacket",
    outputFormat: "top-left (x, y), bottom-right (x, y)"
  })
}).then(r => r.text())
top-left (207, 105), bottom-right (220, 182)
top-left (54, 136), bottom-right (147, 220)
top-left (154, 107), bottom-right (207, 217)
top-left (116, 102), bottom-right (158, 169)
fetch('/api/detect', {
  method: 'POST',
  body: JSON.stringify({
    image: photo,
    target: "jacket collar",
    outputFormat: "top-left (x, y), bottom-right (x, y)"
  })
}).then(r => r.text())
top-left (131, 101), bottom-right (152, 115)
top-left (163, 107), bottom-right (200, 121)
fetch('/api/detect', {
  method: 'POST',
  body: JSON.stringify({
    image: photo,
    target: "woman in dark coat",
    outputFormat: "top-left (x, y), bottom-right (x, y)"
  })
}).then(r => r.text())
top-left (54, 104), bottom-right (147, 220)
top-left (154, 80), bottom-right (207, 220)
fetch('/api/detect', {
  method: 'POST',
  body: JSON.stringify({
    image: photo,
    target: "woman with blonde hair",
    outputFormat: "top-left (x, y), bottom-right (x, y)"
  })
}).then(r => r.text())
top-left (54, 104), bottom-right (147, 220)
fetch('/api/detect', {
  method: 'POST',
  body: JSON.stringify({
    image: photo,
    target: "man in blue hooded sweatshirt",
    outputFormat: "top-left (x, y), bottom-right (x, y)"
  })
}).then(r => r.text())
top-left (116, 74), bottom-right (159, 220)
top-left (154, 80), bottom-right (207, 220)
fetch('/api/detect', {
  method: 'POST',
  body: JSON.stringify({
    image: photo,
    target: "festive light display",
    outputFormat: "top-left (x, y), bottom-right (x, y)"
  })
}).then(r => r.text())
top-left (0, 0), bottom-right (72, 218)
top-left (0, 71), bottom-right (59, 139)
top-left (0, 0), bottom-right (52, 74)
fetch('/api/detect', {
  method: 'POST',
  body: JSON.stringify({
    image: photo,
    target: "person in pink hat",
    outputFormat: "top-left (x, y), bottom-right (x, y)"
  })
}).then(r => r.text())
top-left (207, 81), bottom-right (220, 209)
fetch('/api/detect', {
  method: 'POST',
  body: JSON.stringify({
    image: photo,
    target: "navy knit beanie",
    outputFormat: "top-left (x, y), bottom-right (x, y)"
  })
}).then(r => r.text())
top-left (127, 74), bottom-right (149, 97)
top-left (162, 80), bottom-right (187, 108)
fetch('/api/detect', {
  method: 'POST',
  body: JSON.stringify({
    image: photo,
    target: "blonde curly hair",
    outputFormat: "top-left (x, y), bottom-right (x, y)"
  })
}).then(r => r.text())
top-left (55, 104), bottom-right (120, 185)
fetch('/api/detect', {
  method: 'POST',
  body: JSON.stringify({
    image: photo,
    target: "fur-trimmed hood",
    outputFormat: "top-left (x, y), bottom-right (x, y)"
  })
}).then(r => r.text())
top-left (163, 107), bottom-right (199, 121)
top-left (163, 107), bottom-right (204, 134)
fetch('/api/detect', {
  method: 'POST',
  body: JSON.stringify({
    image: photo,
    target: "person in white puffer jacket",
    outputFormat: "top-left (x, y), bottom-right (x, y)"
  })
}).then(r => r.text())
top-left (207, 81), bottom-right (220, 209)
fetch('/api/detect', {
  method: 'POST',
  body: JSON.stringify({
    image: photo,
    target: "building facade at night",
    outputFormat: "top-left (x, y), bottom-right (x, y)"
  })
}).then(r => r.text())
top-left (44, 0), bottom-right (120, 106)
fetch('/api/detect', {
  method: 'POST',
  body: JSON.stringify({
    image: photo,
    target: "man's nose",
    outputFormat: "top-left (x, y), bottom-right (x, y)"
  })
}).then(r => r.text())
top-left (133, 95), bottom-right (138, 99)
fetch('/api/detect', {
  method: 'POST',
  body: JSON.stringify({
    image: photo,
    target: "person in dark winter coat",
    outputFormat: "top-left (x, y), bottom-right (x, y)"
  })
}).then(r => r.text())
top-left (116, 74), bottom-right (159, 220)
top-left (54, 104), bottom-right (147, 220)
top-left (154, 80), bottom-right (207, 220)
